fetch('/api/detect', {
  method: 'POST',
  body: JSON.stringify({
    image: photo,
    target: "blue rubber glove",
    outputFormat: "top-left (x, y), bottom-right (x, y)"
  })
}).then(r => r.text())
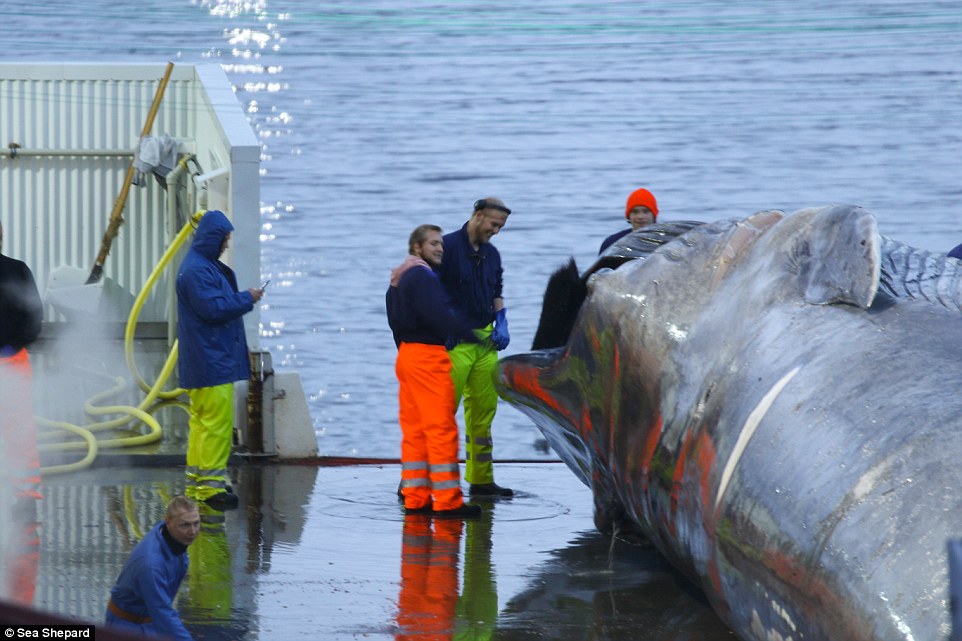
top-left (491, 308), bottom-right (510, 351)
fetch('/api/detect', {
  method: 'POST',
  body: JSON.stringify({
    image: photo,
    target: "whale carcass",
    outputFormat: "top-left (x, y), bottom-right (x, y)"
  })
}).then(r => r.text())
top-left (497, 205), bottom-right (962, 641)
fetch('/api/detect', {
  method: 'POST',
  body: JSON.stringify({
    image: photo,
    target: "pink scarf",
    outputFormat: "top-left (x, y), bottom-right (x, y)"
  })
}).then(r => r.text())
top-left (390, 255), bottom-right (429, 287)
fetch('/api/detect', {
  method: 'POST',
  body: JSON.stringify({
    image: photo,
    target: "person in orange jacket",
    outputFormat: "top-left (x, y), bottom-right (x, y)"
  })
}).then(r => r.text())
top-left (386, 224), bottom-right (482, 518)
top-left (0, 220), bottom-right (44, 505)
top-left (1, 504), bottom-right (40, 607)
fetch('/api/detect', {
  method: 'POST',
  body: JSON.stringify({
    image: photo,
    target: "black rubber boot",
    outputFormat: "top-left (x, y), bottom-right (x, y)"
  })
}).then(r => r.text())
top-left (469, 483), bottom-right (514, 497)
top-left (403, 504), bottom-right (434, 516)
top-left (205, 491), bottom-right (239, 511)
top-left (433, 503), bottom-right (482, 519)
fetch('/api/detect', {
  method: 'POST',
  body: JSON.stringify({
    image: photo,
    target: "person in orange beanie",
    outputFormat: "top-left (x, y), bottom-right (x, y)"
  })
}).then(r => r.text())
top-left (598, 187), bottom-right (659, 254)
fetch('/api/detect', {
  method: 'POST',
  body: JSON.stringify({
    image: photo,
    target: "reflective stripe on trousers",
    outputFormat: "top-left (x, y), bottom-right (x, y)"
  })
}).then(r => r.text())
top-left (448, 333), bottom-right (499, 485)
top-left (396, 342), bottom-right (464, 511)
top-left (185, 384), bottom-right (234, 500)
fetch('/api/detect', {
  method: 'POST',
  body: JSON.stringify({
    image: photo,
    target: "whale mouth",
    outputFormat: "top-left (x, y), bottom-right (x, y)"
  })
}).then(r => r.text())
top-left (498, 349), bottom-right (653, 541)
top-left (497, 349), bottom-right (594, 486)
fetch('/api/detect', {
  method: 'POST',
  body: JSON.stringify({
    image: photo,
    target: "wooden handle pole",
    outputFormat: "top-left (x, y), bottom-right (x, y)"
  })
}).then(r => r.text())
top-left (87, 61), bottom-right (175, 284)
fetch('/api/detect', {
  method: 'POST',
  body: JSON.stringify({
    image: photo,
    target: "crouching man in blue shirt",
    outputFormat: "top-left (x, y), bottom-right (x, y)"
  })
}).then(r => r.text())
top-left (105, 496), bottom-right (201, 641)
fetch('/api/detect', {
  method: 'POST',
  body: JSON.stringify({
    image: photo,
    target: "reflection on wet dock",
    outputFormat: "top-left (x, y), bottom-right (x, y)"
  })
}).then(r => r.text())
top-left (2, 462), bottom-right (735, 639)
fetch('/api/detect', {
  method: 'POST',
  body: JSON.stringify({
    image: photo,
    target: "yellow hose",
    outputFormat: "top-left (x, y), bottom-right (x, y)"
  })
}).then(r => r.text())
top-left (123, 485), bottom-right (145, 541)
top-left (36, 211), bottom-right (203, 475)
top-left (35, 419), bottom-right (99, 475)
top-left (40, 377), bottom-right (163, 450)
top-left (125, 210), bottom-right (200, 400)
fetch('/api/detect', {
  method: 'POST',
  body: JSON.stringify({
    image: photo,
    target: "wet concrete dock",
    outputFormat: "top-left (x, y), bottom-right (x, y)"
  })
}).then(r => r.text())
top-left (1, 334), bottom-right (735, 639)
top-left (3, 460), bottom-right (736, 640)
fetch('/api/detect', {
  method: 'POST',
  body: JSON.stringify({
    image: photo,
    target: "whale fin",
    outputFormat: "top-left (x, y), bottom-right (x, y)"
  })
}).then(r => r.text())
top-left (797, 205), bottom-right (880, 308)
top-left (531, 258), bottom-right (585, 350)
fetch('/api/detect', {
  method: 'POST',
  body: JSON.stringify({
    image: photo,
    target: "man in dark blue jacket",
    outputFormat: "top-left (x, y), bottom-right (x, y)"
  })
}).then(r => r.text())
top-left (105, 496), bottom-right (201, 640)
top-left (438, 198), bottom-right (513, 497)
top-left (176, 210), bottom-right (264, 511)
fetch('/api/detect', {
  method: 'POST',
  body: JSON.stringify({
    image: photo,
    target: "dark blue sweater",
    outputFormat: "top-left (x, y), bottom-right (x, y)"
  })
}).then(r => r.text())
top-left (386, 264), bottom-right (478, 348)
top-left (0, 254), bottom-right (43, 355)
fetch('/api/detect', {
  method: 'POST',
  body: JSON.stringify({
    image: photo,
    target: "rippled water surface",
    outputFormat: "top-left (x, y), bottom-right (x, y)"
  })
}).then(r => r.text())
top-left (4, 0), bottom-right (961, 458)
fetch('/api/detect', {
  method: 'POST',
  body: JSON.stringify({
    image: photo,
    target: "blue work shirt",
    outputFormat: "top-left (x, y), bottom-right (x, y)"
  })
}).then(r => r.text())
top-left (176, 210), bottom-right (253, 389)
top-left (438, 223), bottom-right (503, 329)
top-left (599, 228), bottom-right (632, 254)
top-left (105, 522), bottom-right (192, 641)
top-left (386, 261), bottom-right (477, 348)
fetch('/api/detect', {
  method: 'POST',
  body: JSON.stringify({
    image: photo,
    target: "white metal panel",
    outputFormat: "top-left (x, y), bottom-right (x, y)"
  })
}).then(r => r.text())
top-left (0, 63), bottom-right (260, 345)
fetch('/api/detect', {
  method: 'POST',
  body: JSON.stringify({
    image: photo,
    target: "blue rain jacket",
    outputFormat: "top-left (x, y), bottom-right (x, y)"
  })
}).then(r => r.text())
top-left (176, 210), bottom-right (253, 389)
top-left (105, 522), bottom-right (192, 641)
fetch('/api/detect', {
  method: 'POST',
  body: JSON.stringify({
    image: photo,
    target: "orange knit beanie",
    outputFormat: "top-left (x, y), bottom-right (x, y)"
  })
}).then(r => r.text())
top-left (625, 188), bottom-right (658, 219)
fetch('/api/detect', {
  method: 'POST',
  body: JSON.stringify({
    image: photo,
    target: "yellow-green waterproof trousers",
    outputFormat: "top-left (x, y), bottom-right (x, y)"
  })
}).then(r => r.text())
top-left (185, 384), bottom-right (234, 500)
top-left (184, 505), bottom-right (232, 616)
top-left (449, 325), bottom-right (499, 486)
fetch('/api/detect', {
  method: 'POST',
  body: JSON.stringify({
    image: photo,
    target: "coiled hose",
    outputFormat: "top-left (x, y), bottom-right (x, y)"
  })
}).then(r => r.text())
top-left (36, 211), bottom-right (203, 475)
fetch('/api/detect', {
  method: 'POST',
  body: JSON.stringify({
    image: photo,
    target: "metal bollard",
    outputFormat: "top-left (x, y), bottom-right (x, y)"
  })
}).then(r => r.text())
top-left (244, 349), bottom-right (278, 456)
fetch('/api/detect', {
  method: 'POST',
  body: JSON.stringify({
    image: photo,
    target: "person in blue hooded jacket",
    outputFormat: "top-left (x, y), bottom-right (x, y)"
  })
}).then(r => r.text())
top-left (105, 496), bottom-right (201, 641)
top-left (176, 210), bottom-right (264, 511)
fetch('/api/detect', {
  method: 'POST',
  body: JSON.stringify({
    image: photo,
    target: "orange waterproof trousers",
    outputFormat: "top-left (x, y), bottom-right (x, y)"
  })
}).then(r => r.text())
top-left (396, 515), bottom-right (462, 641)
top-left (396, 342), bottom-right (464, 511)
top-left (0, 349), bottom-right (41, 499)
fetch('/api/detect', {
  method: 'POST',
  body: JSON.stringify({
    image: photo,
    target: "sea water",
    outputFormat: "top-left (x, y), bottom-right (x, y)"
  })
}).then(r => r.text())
top-left (3, 0), bottom-right (961, 458)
